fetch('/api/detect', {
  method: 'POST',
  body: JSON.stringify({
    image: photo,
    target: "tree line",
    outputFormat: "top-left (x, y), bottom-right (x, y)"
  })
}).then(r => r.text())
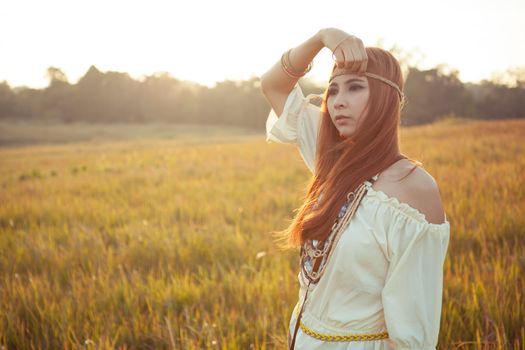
top-left (0, 64), bottom-right (524, 128)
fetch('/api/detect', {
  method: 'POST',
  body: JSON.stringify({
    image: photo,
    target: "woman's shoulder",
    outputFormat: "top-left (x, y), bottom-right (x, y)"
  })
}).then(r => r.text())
top-left (371, 160), bottom-right (446, 225)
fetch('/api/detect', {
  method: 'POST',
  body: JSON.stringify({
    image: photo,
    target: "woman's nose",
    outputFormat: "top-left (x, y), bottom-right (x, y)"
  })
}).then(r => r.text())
top-left (334, 95), bottom-right (346, 108)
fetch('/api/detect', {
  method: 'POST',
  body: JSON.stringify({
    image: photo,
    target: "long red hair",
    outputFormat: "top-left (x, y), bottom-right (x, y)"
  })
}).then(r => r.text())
top-left (275, 47), bottom-right (420, 248)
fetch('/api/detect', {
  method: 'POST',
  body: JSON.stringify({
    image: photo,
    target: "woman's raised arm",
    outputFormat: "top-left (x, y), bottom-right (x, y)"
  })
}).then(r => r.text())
top-left (259, 30), bottom-right (325, 117)
top-left (259, 28), bottom-right (367, 117)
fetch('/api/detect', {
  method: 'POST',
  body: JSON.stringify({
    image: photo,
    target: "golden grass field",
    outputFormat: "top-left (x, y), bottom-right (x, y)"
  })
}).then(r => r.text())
top-left (0, 118), bottom-right (524, 349)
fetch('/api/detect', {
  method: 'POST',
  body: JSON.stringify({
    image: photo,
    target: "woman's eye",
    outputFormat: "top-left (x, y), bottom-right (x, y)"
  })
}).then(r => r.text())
top-left (328, 86), bottom-right (362, 96)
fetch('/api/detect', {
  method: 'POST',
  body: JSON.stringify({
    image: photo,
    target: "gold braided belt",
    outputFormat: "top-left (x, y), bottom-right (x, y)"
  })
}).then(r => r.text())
top-left (295, 307), bottom-right (389, 342)
top-left (300, 322), bottom-right (389, 342)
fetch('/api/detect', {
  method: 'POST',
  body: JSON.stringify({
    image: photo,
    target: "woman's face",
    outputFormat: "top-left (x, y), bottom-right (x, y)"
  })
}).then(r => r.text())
top-left (326, 73), bottom-right (370, 138)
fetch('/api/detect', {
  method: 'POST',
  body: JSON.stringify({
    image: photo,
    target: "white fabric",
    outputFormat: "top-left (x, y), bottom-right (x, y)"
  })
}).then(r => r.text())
top-left (265, 83), bottom-right (451, 350)
top-left (265, 83), bottom-right (322, 174)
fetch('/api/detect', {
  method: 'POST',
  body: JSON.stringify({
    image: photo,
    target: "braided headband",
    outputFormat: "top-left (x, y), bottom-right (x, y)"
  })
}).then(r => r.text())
top-left (329, 68), bottom-right (405, 103)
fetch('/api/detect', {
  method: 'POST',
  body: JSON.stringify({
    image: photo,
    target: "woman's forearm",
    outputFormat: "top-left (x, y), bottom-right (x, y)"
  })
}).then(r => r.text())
top-left (260, 29), bottom-right (326, 95)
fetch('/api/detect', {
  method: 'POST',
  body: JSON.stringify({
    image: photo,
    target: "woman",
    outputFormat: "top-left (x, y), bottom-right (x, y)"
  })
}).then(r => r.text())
top-left (260, 28), bottom-right (451, 350)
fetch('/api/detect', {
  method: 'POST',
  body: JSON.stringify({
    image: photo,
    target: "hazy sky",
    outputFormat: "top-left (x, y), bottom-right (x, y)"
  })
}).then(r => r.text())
top-left (1, 0), bottom-right (523, 88)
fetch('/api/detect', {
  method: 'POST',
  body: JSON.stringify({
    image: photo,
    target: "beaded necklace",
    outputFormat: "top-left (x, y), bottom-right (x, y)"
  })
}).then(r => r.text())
top-left (300, 180), bottom-right (368, 284)
top-left (289, 156), bottom-right (408, 349)
top-left (289, 176), bottom-right (374, 349)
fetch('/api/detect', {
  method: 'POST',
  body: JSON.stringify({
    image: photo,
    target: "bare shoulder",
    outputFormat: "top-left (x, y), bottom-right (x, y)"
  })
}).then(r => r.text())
top-left (373, 160), bottom-right (446, 225)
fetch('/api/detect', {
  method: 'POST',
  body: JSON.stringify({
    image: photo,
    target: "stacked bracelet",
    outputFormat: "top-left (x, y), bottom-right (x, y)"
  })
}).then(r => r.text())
top-left (280, 48), bottom-right (313, 79)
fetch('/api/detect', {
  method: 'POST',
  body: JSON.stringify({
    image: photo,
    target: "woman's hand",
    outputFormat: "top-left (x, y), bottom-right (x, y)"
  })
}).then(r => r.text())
top-left (320, 28), bottom-right (368, 73)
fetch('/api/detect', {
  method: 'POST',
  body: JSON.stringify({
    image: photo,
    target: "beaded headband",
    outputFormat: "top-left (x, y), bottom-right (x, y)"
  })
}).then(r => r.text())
top-left (329, 67), bottom-right (405, 103)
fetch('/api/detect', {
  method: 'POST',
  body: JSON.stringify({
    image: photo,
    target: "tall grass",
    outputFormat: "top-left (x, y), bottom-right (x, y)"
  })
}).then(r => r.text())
top-left (0, 118), bottom-right (523, 349)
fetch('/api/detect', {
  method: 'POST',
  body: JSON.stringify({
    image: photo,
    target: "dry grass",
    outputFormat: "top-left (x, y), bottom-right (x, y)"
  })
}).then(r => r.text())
top-left (0, 117), bottom-right (523, 349)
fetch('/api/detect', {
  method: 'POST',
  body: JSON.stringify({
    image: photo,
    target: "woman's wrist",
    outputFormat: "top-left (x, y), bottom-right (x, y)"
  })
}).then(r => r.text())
top-left (308, 29), bottom-right (328, 52)
top-left (287, 31), bottom-right (324, 71)
top-left (316, 28), bottom-right (327, 47)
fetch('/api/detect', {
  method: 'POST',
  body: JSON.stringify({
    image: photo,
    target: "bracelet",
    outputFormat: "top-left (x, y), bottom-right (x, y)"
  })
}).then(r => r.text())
top-left (286, 49), bottom-right (312, 74)
top-left (280, 48), bottom-right (313, 78)
top-left (281, 50), bottom-right (312, 78)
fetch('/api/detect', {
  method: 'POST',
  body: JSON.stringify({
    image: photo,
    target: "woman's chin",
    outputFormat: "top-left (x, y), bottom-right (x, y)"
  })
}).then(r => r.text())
top-left (338, 128), bottom-right (355, 139)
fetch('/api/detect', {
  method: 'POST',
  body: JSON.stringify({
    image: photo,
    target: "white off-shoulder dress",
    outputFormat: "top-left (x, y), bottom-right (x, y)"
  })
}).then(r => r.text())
top-left (265, 83), bottom-right (451, 350)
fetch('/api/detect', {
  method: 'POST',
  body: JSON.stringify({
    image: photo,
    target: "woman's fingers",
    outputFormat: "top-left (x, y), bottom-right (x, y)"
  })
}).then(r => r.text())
top-left (323, 30), bottom-right (368, 72)
top-left (347, 48), bottom-right (360, 72)
top-left (330, 36), bottom-right (349, 68)
top-left (335, 37), bottom-right (367, 73)
top-left (359, 54), bottom-right (368, 74)
top-left (348, 47), bottom-right (367, 73)
top-left (333, 47), bottom-right (346, 68)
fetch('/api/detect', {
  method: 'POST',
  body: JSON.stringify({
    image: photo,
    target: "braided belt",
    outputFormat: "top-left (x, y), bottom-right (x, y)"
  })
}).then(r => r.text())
top-left (300, 322), bottom-right (389, 342)
top-left (294, 307), bottom-right (389, 342)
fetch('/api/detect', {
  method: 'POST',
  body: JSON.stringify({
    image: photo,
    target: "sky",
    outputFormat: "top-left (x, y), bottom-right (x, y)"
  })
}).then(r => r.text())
top-left (0, 0), bottom-right (523, 89)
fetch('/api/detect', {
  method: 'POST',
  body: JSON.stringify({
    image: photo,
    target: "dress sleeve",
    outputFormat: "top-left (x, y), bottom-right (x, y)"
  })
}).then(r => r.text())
top-left (380, 204), bottom-right (451, 350)
top-left (265, 83), bottom-right (322, 175)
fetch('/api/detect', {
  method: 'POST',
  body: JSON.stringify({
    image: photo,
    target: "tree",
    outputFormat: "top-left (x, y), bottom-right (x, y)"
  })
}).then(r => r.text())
top-left (0, 81), bottom-right (16, 119)
top-left (46, 67), bottom-right (69, 86)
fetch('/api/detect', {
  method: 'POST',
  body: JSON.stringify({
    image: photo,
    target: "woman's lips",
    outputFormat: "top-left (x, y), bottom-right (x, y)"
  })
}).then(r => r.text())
top-left (335, 116), bottom-right (351, 124)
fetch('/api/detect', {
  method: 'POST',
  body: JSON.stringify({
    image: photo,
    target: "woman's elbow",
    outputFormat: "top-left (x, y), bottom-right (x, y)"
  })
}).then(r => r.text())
top-left (259, 72), bottom-right (271, 95)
